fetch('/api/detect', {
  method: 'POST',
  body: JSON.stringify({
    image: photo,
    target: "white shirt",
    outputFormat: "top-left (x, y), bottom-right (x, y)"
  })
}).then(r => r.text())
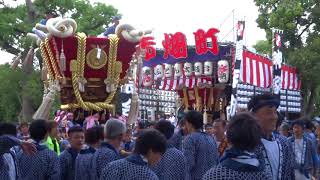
top-left (3, 152), bottom-right (16, 180)
top-left (294, 139), bottom-right (304, 165)
top-left (261, 138), bottom-right (280, 180)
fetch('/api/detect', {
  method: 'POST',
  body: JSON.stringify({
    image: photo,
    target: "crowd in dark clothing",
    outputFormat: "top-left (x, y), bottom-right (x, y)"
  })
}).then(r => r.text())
top-left (1, 93), bottom-right (320, 179)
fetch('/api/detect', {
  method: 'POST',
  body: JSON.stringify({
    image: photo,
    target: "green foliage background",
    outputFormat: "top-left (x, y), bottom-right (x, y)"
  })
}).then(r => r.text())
top-left (0, 0), bottom-right (118, 122)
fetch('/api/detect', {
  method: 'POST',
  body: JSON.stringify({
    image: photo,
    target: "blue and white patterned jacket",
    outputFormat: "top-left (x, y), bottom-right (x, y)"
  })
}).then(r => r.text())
top-left (168, 129), bottom-right (184, 151)
top-left (151, 146), bottom-right (189, 180)
top-left (288, 135), bottom-right (318, 175)
top-left (254, 133), bottom-right (295, 180)
top-left (100, 154), bottom-right (159, 180)
top-left (0, 135), bottom-right (21, 180)
top-left (59, 148), bottom-right (79, 180)
top-left (74, 146), bottom-right (96, 180)
top-left (92, 142), bottom-right (121, 179)
top-left (182, 131), bottom-right (219, 180)
top-left (17, 141), bottom-right (60, 180)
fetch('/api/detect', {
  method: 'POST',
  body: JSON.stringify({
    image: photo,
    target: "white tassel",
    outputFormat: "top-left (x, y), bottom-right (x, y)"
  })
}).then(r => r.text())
top-left (78, 77), bottom-right (87, 92)
top-left (203, 110), bottom-right (208, 125)
top-left (59, 41), bottom-right (66, 72)
top-left (33, 84), bottom-right (58, 120)
top-left (127, 92), bottom-right (139, 125)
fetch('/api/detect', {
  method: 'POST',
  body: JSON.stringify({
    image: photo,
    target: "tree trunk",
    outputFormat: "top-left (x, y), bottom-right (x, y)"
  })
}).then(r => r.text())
top-left (20, 0), bottom-right (37, 122)
top-left (303, 82), bottom-right (316, 118)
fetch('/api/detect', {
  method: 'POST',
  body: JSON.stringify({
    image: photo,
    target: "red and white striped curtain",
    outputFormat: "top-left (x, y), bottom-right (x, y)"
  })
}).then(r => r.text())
top-left (240, 50), bottom-right (273, 88)
top-left (281, 65), bottom-right (301, 90)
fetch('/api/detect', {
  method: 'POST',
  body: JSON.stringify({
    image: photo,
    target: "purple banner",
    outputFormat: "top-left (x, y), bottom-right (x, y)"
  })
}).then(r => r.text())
top-left (143, 45), bottom-right (232, 67)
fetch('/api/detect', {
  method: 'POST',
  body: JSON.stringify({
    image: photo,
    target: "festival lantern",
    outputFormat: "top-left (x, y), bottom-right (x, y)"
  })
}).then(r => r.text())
top-left (217, 60), bottom-right (229, 83)
top-left (194, 62), bottom-right (203, 76)
top-left (164, 64), bottom-right (173, 78)
top-left (204, 61), bottom-right (213, 76)
top-left (154, 64), bottom-right (164, 79)
top-left (174, 63), bottom-right (182, 77)
top-left (142, 66), bottom-right (153, 87)
top-left (184, 62), bottom-right (193, 76)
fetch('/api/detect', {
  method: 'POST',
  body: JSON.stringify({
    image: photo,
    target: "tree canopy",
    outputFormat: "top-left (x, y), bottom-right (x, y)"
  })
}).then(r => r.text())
top-left (254, 0), bottom-right (320, 117)
top-left (0, 0), bottom-right (118, 122)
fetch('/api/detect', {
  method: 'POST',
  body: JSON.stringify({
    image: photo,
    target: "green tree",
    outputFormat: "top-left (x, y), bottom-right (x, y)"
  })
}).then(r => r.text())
top-left (254, 0), bottom-right (320, 117)
top-left (253, 40), bottom-right (272, 56)
top-left (0, 0), bottom-right (118, 122)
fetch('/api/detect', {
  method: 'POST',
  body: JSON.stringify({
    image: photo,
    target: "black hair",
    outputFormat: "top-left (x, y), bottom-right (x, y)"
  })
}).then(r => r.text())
top-left (138, 120), bottom-right (148, 129)
top-left (154, 120), bottom-right (175, 140)
top-left (213, 119), bottom-right (227, 127)
top-left (247, 93), bottom-right (279, 112)
top-left (178, 118), bottom-right (185, 126)
top-left (212, 111), bottom-right (221, 121)
top-left (67, 126), bottom-right (84, 136)
top-left (292, 120), bottom-right (305, 129)
top-left (227, 112), bottom-right (261, 151)
top-left (204, 123), bottom-right (213, 129)
top-left (134, 129), bottom-right (167, 155)
top-left (47, 121), bottom-right (58, 132)
top-left (85, 126), bottom-right (104, 145)
top-left (184, 110), bottom-right (203, 130)
top-left (148, 121), bottom-right (157, 128)
top-left (29, 119), bottom-right (48, 142)
top-left (19, 122), bottom-right (29, 130)
top-left (304, 119), bottom-right (315, 130)
top-left (0, 122), bottom-right (17, 136)
top-left (276, 112), bottom-right (284, 129)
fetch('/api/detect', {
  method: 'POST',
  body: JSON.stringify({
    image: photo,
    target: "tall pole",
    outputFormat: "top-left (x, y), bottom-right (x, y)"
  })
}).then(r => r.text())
top-left (229, 20), bottom-right (245, 118)
top-left (232, 9), bottom-right (235, 43)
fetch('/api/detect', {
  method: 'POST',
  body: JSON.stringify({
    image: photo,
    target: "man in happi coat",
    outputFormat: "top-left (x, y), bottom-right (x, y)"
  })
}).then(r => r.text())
top-left (203, 112), bottom-right (272, 180)
top-left (248, 93), bottom-right (295, 180)
top-left (59, 126), bottom-right (85, 180)
top-left (0, 122), bottom-right (36, 180)
top-left (16, 119), bottom-right (60, 180)
top-left (288, 120), bottom-right (318, 179)
top-left (182, 110), bottom-right (219, 180)
top-left (92, 119), bottom-right (126, 179)
top-left (212, 118), bottom-right (229, 157)
top-left (74, 126), bottom-right (104, 180)
top-left (168, 118), bottom-right (186, 151)
top-left (152, 120), bottom-right (189, 180)
top-left (100, 129), bottom-right (166, 180)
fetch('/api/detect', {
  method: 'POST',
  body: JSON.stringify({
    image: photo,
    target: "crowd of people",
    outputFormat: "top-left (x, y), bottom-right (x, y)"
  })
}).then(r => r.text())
top-left (1, 93), bottom-right (320, 180)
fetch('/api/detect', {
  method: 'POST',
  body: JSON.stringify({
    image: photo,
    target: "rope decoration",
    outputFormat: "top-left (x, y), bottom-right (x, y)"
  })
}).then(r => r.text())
top-left (63, 35), bottom-right (120, 111)
top-left (44, 38), bottom-right (62, 81)
top-left (46, 18), bottom-right (77, 38)
top-left (39, 42), bottom-right (54, 80)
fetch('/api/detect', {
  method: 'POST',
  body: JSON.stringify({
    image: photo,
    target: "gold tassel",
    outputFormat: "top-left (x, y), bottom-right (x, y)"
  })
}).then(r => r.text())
top-left (59, 40), bottom-right (66, 72)
top-left (183, 88), bottom-right (189, 111)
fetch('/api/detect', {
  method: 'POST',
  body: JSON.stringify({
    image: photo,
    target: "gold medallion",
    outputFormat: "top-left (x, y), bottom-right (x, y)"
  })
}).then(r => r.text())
top-left (86, 48), bottom-right (108, 69)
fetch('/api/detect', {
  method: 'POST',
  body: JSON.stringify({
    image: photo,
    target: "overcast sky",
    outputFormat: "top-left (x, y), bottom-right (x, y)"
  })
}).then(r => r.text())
top-left (1, 0), bottom-right (266, 64)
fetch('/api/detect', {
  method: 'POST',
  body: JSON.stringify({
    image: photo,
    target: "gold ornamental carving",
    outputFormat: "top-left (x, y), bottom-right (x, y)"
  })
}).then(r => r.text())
top-left (86, 48), bottom-right (108, 69)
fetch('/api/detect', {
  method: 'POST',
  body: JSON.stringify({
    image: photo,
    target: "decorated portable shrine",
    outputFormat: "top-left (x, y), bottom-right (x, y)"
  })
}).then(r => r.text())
top-left (29, 17), bottom-right (150, 124)
top-left (28, 16), bottom-right (302, 123)
top-left (138, 27), bottom-right (233, 122)
top-left (138, 21), bottom-right (302, 122)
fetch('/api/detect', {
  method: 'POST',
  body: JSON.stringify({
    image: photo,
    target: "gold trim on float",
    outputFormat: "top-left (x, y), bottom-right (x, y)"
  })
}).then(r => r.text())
top-left (86, 48), bottom-right (108, 69)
